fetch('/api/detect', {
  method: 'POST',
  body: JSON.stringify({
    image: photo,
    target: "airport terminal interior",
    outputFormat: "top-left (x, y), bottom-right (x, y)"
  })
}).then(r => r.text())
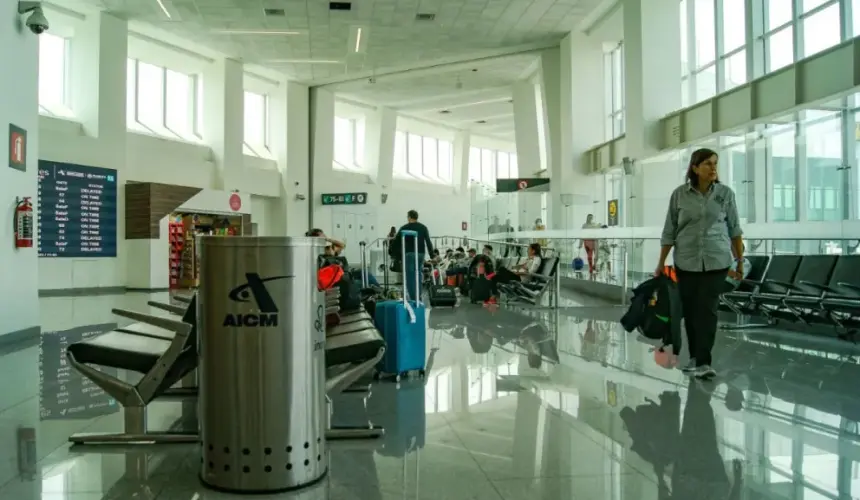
top-left (3, 0), bottom-right (860, 498)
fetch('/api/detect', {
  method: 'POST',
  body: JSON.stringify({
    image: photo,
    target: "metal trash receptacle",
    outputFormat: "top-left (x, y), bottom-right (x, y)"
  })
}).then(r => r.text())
top-left (198, 236), bottom-right (327, 493)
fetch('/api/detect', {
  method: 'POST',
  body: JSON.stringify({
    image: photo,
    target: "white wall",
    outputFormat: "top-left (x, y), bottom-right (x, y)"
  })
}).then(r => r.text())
top-left (38, 116), bottom-right (276, 291)
top-left (0, 4), bottom-right (40, 335)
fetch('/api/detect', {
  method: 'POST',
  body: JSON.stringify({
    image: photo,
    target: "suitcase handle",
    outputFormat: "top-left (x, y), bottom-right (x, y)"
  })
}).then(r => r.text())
top-left (359, 241), bottom-right (368, 288)
top-left (400, 230), bottom-right (419, 323)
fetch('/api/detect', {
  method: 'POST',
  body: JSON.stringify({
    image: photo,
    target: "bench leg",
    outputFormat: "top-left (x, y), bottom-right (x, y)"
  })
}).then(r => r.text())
top-left (720, 313), bottom-right (775, 331)
top-left (69, 406), bottom-right (199, 445)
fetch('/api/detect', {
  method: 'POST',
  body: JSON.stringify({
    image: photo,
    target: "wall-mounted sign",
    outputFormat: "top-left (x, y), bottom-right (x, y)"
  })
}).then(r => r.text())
top-left (321, 192), bottom-right (367, 205)
top-left (495, 178), bottom-right (550, 193)
top-left (461, 221), bottom-right (468, 231)
top-left (229, 193), bottom-right (242, 211)
top-left (607, 199), bottom-right (619, 227)
top-left (38, 161), bottom-right (118, 258)
top-left (9, 124), bottom-right (27, 172)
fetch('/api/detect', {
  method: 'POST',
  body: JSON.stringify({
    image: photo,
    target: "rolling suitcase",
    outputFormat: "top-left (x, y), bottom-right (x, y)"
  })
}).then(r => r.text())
top-left (427, 264), bottom-right (457, 308)
top-left (374, 230), bottom-right (427, 382)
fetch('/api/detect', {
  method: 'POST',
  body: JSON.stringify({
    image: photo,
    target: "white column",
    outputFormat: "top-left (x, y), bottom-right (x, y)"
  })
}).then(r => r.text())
top-left (453, 130), bottom-right (471, 194)
top-left (309, 88), bottom-right (335, 230)
top-left (0, 0), bottom-right (39, 337)
top-left (72, 12), bottom-right (127, 155)
top-left (622, 0), bottom-right (682, 159)
top-left (548, 34), bottom-right (605, 231)
top-left (512, 82), bottom-right (541, 174)
top-left (365, 106), bottom-right (397, 188)
top-left (203, 58), bottom-right (244, 190)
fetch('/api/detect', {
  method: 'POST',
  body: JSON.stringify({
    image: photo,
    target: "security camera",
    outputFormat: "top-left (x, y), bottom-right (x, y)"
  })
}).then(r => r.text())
top-left (18, 1), bottom-right (49, 35)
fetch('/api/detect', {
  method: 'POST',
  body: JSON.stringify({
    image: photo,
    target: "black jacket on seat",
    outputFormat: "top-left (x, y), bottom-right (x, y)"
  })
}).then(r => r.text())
top-left (621, 276), bottom-right (683, 355)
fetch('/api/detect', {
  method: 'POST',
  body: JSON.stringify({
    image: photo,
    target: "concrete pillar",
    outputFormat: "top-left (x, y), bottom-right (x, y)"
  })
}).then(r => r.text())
top-left (547, 34), bottom-right (604, 231)
top-left (364, 106), bottom-right (397, 188)
top-left (309, 88), bottom-right (335, 229)
top-left (0, 0), bottom-right (39, 337)
top-left (512, 82), bottom-right (541, 175)
top-left (453, 130), bottom-right (471, 194)
top-left (203, 58), bottom-right (244, 190)
top-left (622, 0), bottom-right (683, 159)
top-left (71, 12), bottom-right (127, 155)
top-left (269, 82), bottom-right (314, 236)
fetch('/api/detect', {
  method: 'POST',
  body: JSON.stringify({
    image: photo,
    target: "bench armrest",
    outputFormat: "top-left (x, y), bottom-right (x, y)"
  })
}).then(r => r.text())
top-left (763, 279), bottom-right (797, 291)
top-left (739, 278), bottom-right (763, 286)
top-left (798, 281), bottom-right (839, 294)
top-left (837, 282), bottom-right (860, 294)
top-left (524, 273), bottom-right (551, 281)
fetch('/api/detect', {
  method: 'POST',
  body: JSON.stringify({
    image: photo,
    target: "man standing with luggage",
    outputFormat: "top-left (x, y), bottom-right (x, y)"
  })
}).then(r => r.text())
top-left (396, 210), bottom-right (434, 301)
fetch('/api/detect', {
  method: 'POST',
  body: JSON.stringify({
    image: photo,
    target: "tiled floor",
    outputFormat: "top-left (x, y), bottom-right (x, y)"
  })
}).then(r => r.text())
top-left (1, 291), bottom-right (859, 499)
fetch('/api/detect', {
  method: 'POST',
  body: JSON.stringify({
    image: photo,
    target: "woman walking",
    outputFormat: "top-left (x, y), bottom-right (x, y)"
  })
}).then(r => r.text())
top-left (656, 148), bottom-right (744, 380)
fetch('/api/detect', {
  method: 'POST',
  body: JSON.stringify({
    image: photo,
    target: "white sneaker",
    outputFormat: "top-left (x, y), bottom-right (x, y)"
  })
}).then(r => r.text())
top-left (681, 359), bottom-right (697, 373)
top-left (695, 365), bottom-right (717, 380)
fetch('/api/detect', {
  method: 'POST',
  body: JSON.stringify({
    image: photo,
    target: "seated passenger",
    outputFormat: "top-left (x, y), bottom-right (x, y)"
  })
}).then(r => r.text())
top-left (490, 243), bottom-right (542, 285)
top-left (446, 248), bottom-right (477, 278)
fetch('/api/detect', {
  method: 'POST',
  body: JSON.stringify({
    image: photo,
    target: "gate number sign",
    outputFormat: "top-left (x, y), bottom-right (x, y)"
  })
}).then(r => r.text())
top-left (321, 192), bottom-right (368, 205)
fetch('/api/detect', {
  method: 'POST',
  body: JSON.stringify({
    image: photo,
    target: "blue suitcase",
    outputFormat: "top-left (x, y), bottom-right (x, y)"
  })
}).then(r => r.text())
top-left (374, 230), bottom-right (427, 381)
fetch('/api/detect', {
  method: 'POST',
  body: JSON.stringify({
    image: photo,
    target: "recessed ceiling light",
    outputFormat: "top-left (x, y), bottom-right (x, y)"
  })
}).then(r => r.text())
top-left (212, 29), bottom-right (304, 35)
top-left (264, 59), bottom-right (343, 64)
top-left (263, 8), bottom-right (286, 16)
top-left (471, 68), bottom-right (478, 72)
top-left (354, 27), bottom-right (362, 52)
top-left (330, 2), bottom-right (352, 10)
top-left (155, 0), bottom-right (172, 19)
top-left (476, 120), bottom-right (486, 124)
top-left (439, 110), bottom-right (451, 114)
top-left (416, 13), bottom-right (436, 21)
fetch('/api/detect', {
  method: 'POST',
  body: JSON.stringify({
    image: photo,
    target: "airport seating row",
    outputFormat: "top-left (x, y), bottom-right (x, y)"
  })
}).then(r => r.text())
top-left (720, 254), bottom-right (860, 339)
top-left (494, 256), bottom-right (560, 306)
top-left (64, 288), bottom-right (387, 445)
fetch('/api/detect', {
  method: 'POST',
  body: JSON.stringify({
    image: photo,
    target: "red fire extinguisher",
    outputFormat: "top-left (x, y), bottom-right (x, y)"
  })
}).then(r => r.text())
top-left (14, 197), bottom-right (34, 249)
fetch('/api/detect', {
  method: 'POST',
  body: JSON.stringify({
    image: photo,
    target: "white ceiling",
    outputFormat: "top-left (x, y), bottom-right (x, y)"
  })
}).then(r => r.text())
top-left (78, 0), bottom-right (604, 138)
top-left (333, 52), bottom-right (540, 139)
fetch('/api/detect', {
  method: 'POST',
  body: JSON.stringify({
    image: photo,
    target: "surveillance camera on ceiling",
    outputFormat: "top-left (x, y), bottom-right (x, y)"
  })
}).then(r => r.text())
top-left (19, 1), bottom-right (49, 35)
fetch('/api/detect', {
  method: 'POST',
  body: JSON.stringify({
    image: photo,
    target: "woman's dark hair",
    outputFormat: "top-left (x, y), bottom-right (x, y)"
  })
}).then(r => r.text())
top-left (456, 246), bottom-right (464, 252)
top-left (307, 228), bottom-right (325, 237)
top-left (529, 243), bottom-right (542, 257)
top-left (388, 226), bottom-right (396, 234)
top-left (686, 148), bottom-right (719, 186)
top-left (483, 244), bottom-right (493, 252)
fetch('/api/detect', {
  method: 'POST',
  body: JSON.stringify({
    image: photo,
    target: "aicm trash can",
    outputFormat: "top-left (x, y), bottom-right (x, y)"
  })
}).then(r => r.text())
top-left (197, 236), bottom-right (328, 493)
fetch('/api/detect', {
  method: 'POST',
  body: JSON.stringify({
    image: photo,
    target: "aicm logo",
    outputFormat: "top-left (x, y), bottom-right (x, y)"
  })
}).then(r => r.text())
top-left (223, 273), bottom-right (292, 327)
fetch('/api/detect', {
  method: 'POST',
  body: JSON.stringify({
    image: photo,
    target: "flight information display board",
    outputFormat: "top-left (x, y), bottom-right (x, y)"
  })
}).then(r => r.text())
top-left (37, 160), bottom-right (118, 258)
top-left (39, 323), bottom-right (119, 421)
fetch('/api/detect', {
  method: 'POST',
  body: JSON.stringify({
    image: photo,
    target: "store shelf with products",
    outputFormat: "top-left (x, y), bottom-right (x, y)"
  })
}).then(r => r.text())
top-left (169, 212), bottom-right (243, 289)
top-left (168, 221), bottom-right (184, 290)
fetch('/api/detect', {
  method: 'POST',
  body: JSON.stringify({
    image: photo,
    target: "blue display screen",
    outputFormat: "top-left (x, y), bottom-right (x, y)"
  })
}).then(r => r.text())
top-left (37, 160), bottom-right (118, 258)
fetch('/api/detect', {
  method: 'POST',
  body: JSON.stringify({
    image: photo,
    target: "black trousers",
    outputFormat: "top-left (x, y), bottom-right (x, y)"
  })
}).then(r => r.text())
top-left (676, 267), bottom-right (728, 366)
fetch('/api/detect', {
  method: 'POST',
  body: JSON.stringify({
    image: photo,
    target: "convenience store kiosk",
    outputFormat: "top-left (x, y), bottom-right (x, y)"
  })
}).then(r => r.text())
top-left (168, 211), bottom-right (243, 289)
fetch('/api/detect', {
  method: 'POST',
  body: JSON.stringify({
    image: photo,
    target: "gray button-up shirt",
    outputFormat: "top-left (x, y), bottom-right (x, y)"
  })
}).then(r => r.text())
top-left (660, 182), bottom-right (743, 272)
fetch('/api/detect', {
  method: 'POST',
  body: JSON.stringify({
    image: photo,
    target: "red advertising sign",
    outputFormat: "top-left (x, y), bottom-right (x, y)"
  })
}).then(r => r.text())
top-left (229, 193), bottom-right (242, 211)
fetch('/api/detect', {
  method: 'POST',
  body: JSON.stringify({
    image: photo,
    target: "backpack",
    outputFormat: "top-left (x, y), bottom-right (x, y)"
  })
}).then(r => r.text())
top-left (621, 276), bottom-right (683, 354)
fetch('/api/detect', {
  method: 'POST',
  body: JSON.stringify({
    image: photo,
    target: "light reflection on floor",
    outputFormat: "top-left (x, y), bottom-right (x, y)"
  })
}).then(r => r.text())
top-left (0, 292), bottom-right (857, 498)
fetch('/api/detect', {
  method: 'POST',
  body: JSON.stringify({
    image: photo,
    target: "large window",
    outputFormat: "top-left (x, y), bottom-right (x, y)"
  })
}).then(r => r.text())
top-left (38, 33), bottom-right (72, 117)
top-left (243, 91), bottom-right (270, 157)
top-left (681, 0), bottom-right (848, 106)
top-left (804, 111), bottom-right (844, 221)
top-left (393, 131), bottom-right (454, 184)
top-left (768, 124), bottom-right (798, 222)
top-left (333, 116), bottom-right (365, 170)
top-left (468, 147), bottom-right (519, 188)
top-left (603, 43), bottom-right (625, 140)
top-left (127, 58), bottom-right (201, 141)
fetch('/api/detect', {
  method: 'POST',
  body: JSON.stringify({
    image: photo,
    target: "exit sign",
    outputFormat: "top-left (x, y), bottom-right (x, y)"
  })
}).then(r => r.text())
top-left (321, 192), bottom-right (368, 205)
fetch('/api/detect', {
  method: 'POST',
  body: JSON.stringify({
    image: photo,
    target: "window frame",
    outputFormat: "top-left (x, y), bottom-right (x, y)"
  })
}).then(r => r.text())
top-left (333, 116), bottom-right (366, 171)
top-left (126, 57), bottom-right (202, 142)
top-left (38, 33), bottom-right (74, 118)
top-left (243, 90), bottom-right (271, 158)
top-left (603, 42), bottom-right (626, 141)
top-left (394, 130), bottom-right (455, 185)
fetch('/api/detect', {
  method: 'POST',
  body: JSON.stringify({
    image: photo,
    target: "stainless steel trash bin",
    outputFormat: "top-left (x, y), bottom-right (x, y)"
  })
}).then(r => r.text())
top-left (198, 236), bottom-right (327, 493)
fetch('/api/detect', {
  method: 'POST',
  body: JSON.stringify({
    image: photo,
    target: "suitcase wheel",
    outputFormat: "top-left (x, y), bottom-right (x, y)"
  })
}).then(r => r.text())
top-left (418, 369), bottom-right (426, 378)
top-left (395, 373), bottom-right (402, 383)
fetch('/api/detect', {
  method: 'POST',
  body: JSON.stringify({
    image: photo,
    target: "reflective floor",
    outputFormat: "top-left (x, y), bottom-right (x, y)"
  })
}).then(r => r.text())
top-left (1, 291), bottom-right (859, 499)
